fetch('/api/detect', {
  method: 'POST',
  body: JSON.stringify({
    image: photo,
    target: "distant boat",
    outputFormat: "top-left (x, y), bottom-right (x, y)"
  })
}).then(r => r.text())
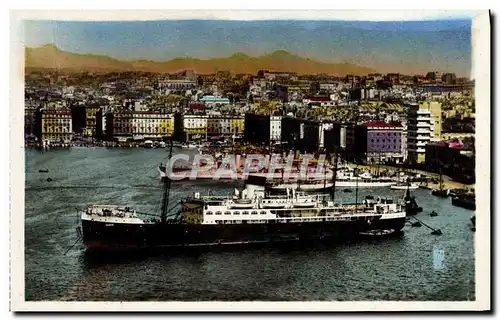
top-left (430, 210), bottom-right (438, 217)
top-left (267, 181), bottom-right (334, 193)
top-left (432, 172), bottom-right (449, 198)
top-left (390, 182), bottom-right (419, 190)
top-left (143, 140), bottom-right (154, 148)
top-left (38, 169), bottom-right (49, 173)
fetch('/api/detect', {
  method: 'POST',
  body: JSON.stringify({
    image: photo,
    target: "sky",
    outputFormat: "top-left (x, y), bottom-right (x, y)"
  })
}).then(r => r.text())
top-left (23, 18), bottom-right (473, 76)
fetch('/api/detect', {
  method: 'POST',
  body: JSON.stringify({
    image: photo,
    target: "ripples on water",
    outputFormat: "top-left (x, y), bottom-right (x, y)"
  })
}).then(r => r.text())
top-left (24, 148), bottom-right (476, 301)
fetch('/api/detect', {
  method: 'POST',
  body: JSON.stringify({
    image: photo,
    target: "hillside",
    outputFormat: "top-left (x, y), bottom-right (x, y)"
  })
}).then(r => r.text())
top-left (25, 45), bottom-right (376, 75)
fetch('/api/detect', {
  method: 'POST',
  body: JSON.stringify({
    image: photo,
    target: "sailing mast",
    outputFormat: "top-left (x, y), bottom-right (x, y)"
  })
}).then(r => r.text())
top-left (160, 139), bottom-right (174, 224)
top-left (355, 166), bottom-right (359, 211)
top-left (331, 145), bottom-right (338, 202)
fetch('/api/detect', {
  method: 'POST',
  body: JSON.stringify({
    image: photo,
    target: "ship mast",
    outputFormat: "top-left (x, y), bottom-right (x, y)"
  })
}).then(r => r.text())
top-left (160, 139), bottom-right (174, 224)
top-left (355, 166), bottom-right (359, 211)
top-left (331, 144), bottom-right (338, 202)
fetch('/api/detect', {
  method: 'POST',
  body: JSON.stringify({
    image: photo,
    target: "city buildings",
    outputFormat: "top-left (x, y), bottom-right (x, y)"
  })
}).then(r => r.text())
top-left (24, 69), bottom-right (474, 165)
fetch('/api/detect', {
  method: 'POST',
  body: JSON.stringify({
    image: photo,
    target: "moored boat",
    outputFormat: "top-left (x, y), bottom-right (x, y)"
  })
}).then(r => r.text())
top-left (451, 193), bottom-right (476, 211)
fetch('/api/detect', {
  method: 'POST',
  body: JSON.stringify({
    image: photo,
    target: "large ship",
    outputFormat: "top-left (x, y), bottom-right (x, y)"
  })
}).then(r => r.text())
top-left (80, 143), bottom-right (407, 250)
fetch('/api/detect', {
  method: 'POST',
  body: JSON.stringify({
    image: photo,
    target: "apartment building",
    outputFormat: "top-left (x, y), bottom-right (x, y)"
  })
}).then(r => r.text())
top-left (105, 110), bottom-right (174, 140)
top-left (406, 103), bottom-right (434, 165)
top-left (36, 108), bottom-right (73, 143)
top-left (207, 115), bottom-right (245, 136)
top-left (270, 116), bottom-right (282, 142)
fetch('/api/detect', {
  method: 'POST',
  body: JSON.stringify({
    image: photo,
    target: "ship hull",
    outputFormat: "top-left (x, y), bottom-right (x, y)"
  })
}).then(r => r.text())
top-left (451, 197), bottom-right (476, 210)
top-left (81, 216), bottom-right (406, 250)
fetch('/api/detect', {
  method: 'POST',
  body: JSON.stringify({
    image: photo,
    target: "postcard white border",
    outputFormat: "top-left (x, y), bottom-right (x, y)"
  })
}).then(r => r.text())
top-left (9, 9), bottom-right (491, 312)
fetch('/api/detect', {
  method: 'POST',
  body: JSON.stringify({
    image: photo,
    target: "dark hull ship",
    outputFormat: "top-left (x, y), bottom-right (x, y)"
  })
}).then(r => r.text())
top-left (80, 143), bottom-right (407, 251)
top-left (451, 194), bottom-right (476, 211)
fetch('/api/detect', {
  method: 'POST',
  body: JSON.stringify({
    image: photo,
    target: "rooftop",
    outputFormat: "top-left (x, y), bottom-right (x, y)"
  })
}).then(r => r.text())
top-left (362, 121), bottom-right (403, 128)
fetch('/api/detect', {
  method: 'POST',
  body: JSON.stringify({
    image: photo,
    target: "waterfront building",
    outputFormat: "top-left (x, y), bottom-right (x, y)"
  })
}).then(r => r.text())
top-left (207, 115), bottom-right (244, 137)
top-left (84, 104), bottom-right (101, 137)
top-left (24, 98), bottom-right (39, 139)
top-left (105, 110), bottom-right (133, 141)
top-left (280, 117), bottom-right (320, 153)
top-left (270, 116), bottom-right (282, 143)
top-left (173, 114), bottom-right (208, 141)
top-left (406, 103), bottom-right (434, 165)
top-left (344, 123), bottom-right (368, 163)
top-left (323, 123), bottom-right (342, 154)
top-left (244, 114), bottom-right (270, 145)
top-left (106, 110), bottom-right (175, 141)
top-left (425, 141), bottom-right (475, 183)
top-left (361, 121), bottom-right (404, 164)
top-left (36, 107), bottom-right (73, 143)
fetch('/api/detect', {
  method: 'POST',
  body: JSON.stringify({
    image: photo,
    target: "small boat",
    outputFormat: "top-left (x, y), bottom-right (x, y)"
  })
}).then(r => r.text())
top-left (143, 140), bottom-right (154, 148)
top-left (343, 188), bottom-right (353, 193)
top-left (38, 169), bottom-right (49, 173)
top-left (430, 210), bottom-right (438, 217)
top-left (431, 172), bottom-right (448, 197)
top-left (431, 189), bottom-right (449, 197)
top-left (46, 177), bottom-right (53, 182)
top-left (431, 229), bottom-right (443, 235)
top-left (411, 222), bottom-right (422, 227)
top-left (229, 199), bottom-right (255, 209)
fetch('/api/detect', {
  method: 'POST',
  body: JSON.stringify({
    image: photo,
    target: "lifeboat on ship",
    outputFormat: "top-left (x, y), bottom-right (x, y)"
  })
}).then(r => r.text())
top-left (229, 198), bottom-right (255, 209)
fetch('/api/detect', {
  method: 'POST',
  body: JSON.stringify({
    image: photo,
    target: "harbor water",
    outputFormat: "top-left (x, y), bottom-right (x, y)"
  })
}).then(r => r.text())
top-left (24, 148), bottom-right (476, 301)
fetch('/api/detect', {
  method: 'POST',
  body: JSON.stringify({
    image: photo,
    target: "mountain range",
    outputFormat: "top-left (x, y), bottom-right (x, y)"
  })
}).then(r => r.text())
top-left (25, 44), bottom-right (376, 75)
